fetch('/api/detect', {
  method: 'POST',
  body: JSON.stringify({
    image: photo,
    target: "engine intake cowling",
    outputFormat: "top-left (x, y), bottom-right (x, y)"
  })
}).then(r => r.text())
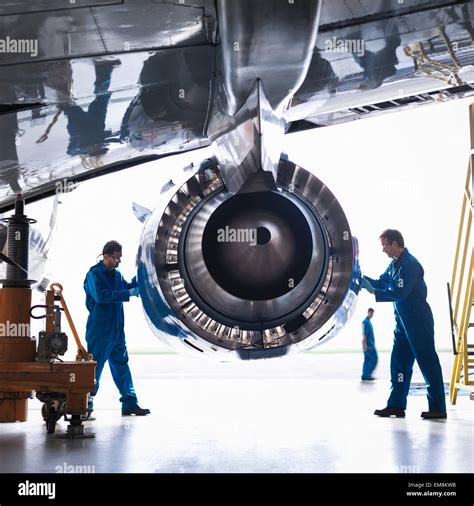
top-left (137, 159), bottom-right (360, 360)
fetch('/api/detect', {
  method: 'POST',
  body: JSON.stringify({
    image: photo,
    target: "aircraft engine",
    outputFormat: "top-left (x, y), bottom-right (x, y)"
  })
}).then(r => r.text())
top-left (137, 159), bottom-right (361, 360)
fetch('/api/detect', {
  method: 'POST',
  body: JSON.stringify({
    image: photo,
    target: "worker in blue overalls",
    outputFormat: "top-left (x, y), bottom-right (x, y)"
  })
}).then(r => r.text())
top-left (361, 308), bottom-right (378, 381)
top-left (84, 240), bottom-right (150, 416)
top-left (361, 229), bottom-right (446, 419)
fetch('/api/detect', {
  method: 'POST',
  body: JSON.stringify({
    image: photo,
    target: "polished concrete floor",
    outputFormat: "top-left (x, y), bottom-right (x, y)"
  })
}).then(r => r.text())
top-left (1, 351), bottom-right (472, 473)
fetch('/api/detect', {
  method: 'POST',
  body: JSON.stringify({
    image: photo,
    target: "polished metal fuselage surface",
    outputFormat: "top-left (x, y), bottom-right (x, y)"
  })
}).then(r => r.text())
top-left (0, 0), bottom-right (472, 210)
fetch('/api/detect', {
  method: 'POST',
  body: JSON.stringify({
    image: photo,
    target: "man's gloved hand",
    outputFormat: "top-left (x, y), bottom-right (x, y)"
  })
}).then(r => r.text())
top-left (361, 276), bottom-right (375, 294)
top-left (129, 287), bottom-right (140, 297)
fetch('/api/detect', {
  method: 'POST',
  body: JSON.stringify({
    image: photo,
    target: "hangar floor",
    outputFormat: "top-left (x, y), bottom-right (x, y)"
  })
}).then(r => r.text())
top-left (1, 351), bottom-right (472, 474)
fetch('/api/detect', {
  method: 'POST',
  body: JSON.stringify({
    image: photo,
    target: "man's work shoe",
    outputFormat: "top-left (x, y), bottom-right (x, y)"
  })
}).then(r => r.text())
top-left (374, 406), bottom-right (405, 418)
top-left (122, 406), bottom-right (151, 416)
top-left (421, 411), bottom-right (447, 420)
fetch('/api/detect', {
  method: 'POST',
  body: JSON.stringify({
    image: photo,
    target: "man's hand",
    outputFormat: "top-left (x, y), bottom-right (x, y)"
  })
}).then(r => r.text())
top-left (129, 287), bottom-right (140, 297)
top-left (362, 339), bottom-right (367, 352)
top-left (361, 276), bottom-right (375, 294)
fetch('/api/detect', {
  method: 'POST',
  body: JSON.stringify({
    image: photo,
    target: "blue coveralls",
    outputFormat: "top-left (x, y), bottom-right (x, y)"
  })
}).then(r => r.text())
top-left (366, 249), bottom-right (446, 412)
top-left (361, 317), bottom-right (378, 380)
top-left (84, 262), bottom-right (139, 411)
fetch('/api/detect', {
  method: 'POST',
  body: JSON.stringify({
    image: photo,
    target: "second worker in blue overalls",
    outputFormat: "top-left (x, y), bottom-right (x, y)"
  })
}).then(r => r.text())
top-left (361, 229), bottom-right (447, 420)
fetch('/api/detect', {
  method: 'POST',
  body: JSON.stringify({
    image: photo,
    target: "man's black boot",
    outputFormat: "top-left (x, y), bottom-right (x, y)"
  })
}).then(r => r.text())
top-left (374, 406), bottom-right (405, 418)
top-left (122, 406), bottom-right (151, 416)
top-left (421, 411), bottom-right (447, 420)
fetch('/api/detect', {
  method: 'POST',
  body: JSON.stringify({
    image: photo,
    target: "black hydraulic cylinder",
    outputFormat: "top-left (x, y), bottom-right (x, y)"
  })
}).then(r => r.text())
top-left (3, 196), bottom-right (34, 287)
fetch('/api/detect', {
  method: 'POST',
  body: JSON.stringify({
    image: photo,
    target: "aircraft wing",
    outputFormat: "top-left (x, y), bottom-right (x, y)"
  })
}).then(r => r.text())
top-left (288, 0), bottom-right (474, 131)
top-left (0, 0), bottom-right (217, 212)
top-left (0, 0), bottom-right (473, 212)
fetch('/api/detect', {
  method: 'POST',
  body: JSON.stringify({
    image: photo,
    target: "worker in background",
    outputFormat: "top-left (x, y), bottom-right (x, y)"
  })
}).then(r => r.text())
top-left (361, 308), bottom-right (377, 381)
top-left (361, 229), bottom-right (446, 419)
top-left (84, 240), bottom-right (150, 416)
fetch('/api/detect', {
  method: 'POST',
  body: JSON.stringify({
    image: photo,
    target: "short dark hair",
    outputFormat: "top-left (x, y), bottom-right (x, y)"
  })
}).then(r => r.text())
top-left (102, 240), bottom-right (122, 255)
top-left (379, 229), bottom-right (404, 248)
top-left (368, 308), bottom-right (374, 313)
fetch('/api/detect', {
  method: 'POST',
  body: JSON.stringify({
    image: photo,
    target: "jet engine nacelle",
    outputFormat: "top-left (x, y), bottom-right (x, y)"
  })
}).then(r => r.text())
top-left (137, 159), bottom-right (361, 360)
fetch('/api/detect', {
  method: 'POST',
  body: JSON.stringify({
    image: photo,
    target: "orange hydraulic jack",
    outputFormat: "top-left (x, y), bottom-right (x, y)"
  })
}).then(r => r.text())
top-left (0, 195), bottom-right (96, 438)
